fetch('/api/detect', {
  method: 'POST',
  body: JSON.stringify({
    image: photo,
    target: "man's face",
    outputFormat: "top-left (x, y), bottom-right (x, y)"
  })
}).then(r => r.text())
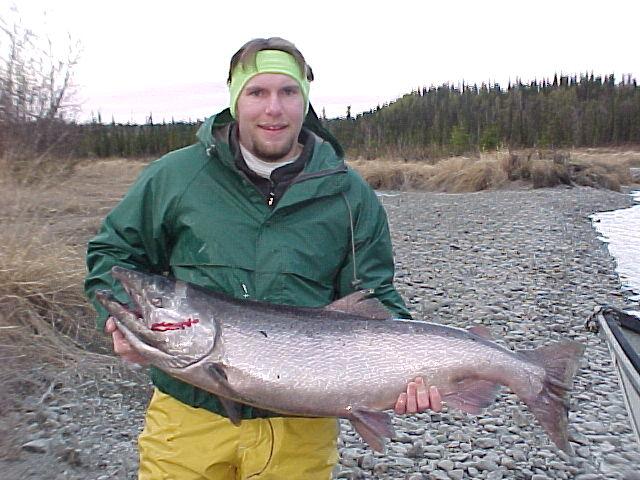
top-left (236, 73), bottom-right (305, 162)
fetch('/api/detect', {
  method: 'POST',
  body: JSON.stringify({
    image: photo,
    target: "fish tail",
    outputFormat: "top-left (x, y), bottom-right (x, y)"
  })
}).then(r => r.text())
top-left (518, 341), bottom-right (585, 453)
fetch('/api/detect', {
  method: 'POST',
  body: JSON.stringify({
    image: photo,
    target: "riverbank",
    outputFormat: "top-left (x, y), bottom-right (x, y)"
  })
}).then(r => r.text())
top-left (335, 187), bottom-right (640, 479)
top-left (1, 184), bottom-right (639, 479)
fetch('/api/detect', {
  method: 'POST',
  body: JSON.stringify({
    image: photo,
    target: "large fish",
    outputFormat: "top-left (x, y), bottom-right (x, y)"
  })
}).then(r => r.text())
top-left (96, 266), bottom-right (585, 453)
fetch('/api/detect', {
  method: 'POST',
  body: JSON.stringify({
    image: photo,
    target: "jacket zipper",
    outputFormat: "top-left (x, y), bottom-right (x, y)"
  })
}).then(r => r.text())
top-left (267, 180), bottom-right (276, 207)
top-left (208, 139), bottom-right (348, 208)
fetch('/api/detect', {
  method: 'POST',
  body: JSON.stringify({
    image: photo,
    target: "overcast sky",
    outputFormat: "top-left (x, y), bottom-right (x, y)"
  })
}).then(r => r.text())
top-left (8, 0), bottom-right (640, 123)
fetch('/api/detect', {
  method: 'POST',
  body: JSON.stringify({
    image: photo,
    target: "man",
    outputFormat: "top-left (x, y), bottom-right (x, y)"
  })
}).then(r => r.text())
top-left (85, 37), bottom-right (441, 479)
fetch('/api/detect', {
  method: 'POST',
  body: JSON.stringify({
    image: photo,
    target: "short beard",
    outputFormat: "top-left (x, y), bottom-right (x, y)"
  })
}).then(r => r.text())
top-left (251, 139), bottom-right (297, 162)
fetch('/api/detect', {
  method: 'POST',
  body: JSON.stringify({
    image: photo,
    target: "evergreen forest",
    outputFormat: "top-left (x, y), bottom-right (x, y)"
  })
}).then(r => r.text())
top-left (327, 74), bottom-right (640, 160)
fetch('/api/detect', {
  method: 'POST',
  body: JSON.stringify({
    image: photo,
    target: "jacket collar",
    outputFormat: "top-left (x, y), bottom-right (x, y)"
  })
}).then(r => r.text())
top-left (197, 106), bottom-right (349, 208)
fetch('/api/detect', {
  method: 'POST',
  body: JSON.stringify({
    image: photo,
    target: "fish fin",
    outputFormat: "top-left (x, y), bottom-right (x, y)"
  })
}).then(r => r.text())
top-left (516, 341), bottom-right (585, 453)
top-left (326, 291), bottom-right (392, 320)
top-left (349, 408), bottom-right (395, 452)
top-left (442, 379), bottom-right (501, 415)
top-left (218, 397), bottom-right (243, 426)
top-left (205, 364), bottom-right (243, 425)
top-left (468, 325), bottom-right (493, 339)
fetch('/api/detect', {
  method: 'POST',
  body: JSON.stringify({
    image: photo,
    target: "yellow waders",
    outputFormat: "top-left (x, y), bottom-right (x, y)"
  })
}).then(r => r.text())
top-left (138, 389), bottom-right (339, 480)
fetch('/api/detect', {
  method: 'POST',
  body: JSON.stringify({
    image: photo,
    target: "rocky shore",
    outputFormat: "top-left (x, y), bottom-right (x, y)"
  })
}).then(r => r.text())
top-left (3, 186), bottom-right (639, 479)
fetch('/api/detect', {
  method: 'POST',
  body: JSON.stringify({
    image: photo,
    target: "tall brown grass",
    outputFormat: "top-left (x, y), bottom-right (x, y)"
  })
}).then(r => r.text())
top-left (0, 187), bottom-right (101, 362)
top-left (351, 148), bottom-right (639, 192)
top-left (0, 158), bottom-right (148, 375)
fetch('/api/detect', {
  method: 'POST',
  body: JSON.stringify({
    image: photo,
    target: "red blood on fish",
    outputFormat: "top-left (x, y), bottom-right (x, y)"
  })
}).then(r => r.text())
top-left (151, 318), bottom-right (199, 331)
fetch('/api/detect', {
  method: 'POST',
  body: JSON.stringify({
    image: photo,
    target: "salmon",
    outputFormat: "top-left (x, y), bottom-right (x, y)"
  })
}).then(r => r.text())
top-left (96, 266), bottom-right (585, 453)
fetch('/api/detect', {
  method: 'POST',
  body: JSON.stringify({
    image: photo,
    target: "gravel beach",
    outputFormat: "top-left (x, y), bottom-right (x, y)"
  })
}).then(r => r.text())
top-left (3, 186), bottom-right (639, 479)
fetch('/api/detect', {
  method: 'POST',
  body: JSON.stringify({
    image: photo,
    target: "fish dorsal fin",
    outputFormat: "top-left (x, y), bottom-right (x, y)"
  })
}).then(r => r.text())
top-left (325, 290), bottom-right (392, 320)
top-left (468, 325), bottom-right (493, 339)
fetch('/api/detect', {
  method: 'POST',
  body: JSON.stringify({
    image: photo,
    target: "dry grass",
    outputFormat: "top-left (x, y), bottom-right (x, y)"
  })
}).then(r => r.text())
top-left (0, 157), bottom-right (148, 408)
top-left (348, 160), bottom-right (436, 190)
top-left (350, 147), bottom-right (640, 193)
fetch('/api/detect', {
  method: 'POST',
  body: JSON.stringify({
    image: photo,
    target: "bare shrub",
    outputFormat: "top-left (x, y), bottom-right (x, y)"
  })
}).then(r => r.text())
top-left (425, 157), bottom-right (508, 192)
top-left (356, 161), bottom-right (406, 190)
top-left (572, 164), bottom-right (619, 191)
top-left (401, 163), bottom-right (436, 189)
top-left (530, 160), bottom-right (571, 188)
top-left (454, 159), bottom-right (508, 192)
top-left (0, 7), bottom-right (81, 181)
top-left (349, 160), bottom-right (435, 190)
top-left (354, 147), bottom-right (639, 193)
top-left (501, 153), bottom-right (532, 181)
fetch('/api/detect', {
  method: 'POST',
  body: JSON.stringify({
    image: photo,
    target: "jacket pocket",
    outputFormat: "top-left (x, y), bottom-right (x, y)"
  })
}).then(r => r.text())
top-left (170, 258), bottom-right (253, 300)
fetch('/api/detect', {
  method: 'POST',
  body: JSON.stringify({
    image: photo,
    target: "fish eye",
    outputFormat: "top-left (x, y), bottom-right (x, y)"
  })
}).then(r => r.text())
top-left (151, 298), bottom-right (163, 308)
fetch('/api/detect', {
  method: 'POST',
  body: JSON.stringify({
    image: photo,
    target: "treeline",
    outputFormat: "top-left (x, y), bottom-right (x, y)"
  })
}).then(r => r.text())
top-left (74, 115), bottom-right (200, 158)
top-left (67, 73), bottom-right (640, 161)
top-left (3, 73), bottom-right (640, 163)
top-left (325, 73), bottom-right (640, 160)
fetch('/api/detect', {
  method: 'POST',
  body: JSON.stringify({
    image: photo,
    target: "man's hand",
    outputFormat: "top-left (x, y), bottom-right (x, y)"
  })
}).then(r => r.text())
top-left (394, 377), bottom-right (442, 414)
top-left (105, 317), bottom-right (148, 365)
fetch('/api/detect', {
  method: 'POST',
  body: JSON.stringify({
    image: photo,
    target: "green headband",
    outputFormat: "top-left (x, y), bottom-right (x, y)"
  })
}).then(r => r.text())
top-left (228, 49), bottom-right (311, 118)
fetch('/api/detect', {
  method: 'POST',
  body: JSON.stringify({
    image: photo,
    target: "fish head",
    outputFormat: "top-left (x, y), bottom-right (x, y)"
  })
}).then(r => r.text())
top-left (95, 266), bottom-right (220, 370)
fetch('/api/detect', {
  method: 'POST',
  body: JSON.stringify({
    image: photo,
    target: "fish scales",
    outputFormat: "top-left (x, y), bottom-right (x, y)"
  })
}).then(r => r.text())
top-left (221, 315), bottom-right (537, 415)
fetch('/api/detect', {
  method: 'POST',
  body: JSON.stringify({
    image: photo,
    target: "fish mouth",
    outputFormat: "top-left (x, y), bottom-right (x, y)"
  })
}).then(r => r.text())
top-left (95, 267), bottom-right (216, 369)
top-left (111, 266), bottom-right (146, 314)
top-left (94, 288), bottom-right (208, 369)
top-left (95, 289), bottom-right (142, 319)
top-left (98, 288), bottom-right (139, 316)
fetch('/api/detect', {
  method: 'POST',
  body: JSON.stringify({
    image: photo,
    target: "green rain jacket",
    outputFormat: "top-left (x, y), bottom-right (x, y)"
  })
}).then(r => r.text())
top-left (85, 107), bottom-right (410, 419)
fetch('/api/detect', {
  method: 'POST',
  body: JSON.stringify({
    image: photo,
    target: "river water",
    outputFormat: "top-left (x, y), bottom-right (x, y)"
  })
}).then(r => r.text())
top-left (591, 191), bottom-right (640, 305)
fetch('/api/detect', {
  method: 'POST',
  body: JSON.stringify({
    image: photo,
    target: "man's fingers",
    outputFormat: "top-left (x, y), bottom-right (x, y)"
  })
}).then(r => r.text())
top-left (104, 317), bottom-right (117, 334)
top-left (105, 317), bottom-right (148, 365)
top-left (394, 392), bottom-right (407, 414)
top-left (415, 377), bottom-right (431, 411)
top-left (429, 385), bottom-right (442, 412)
top-left (405, 382), bottom-right (418, 413)
top-left (112, 328), bottom-right (132, 355)
top-left (113, 333), bottom-right (147, 364)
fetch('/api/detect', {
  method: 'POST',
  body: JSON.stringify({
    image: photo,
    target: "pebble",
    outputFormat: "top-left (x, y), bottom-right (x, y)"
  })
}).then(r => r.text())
top-left (360, 453), bottom-right (375, 469)
top-left (394, 458), bottom-right (415, 468)
top-left (500, 456), bottom-right (516, 469)
top-left (429, 471), bottom-right (449, 480)
top-left (437, 459), bottom-right (454, 472)
top-left (486, 470), bottom-right (504, 480)
top-left (605, 453), bottom-right (630, 464)
top-left (406, 474), bottom-right (423, 480)
top-left (581, 421), bottom-right (608, 433)
top-left (474, 437), bottom-right (499, 449)
top-left (21, 438), bottom-right (51, 453)
top-left (448, 470), bottom-right (464, 480)
top-left (476, 458), bottom-right (500, 472)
